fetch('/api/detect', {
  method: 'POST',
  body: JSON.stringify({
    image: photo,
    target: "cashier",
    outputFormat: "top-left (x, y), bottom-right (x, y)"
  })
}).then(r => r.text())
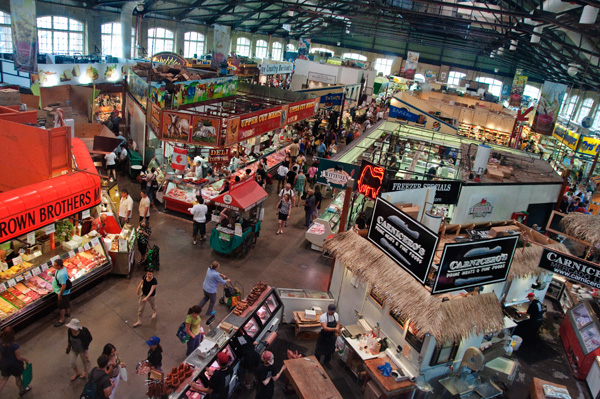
top-left (189, 351), bottom-right (231, 399)
top-left (516, 292), bottom-right (545, 341)
top-left (92, 214), bottom-right (108, 237)
top-left (314, 304), bottom-right (342, 365)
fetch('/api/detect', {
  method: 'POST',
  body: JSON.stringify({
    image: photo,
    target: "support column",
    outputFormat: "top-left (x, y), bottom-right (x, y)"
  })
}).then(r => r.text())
top-left (121, 3), bottom-right (136, 59)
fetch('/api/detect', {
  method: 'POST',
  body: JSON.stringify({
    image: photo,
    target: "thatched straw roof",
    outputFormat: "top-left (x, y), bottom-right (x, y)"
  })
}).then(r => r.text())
top-left (508, 241), bottom-right (569, 281)
top-left (559, 213), bottom-right (599, 247)
top-left (324, 231), bottom-right (505, 343)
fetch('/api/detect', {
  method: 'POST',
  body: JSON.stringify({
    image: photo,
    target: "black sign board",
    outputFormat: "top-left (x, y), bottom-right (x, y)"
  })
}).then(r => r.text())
top-left (387, 180), bottom-right (462, 205)
top-left (432, 236), bottom-right (519, 294)
top-left (538, 248), bottom-right (600, 289)
top-left (367, 197), bottom-right (439, 284)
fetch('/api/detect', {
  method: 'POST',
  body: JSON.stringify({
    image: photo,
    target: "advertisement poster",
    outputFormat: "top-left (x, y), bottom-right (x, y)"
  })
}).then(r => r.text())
top-left (389, 106), bottom-right (427, 125)
top-left (298, 37), bottom-right (311, 60)
top-left (531, 81), bottom-right (568, 136)
top-left (367, 197), bottom-right (439, 284)
top-left (10, 0), bottom-right (37, 72)
top-left (552, 124), bottom-right (580, 151)
top-left (404, 52), bottom-right (419, 80)
top-left (31, 63), bottom-right (125, 88)
top-left (509, 69), bottom-right (528, 107)
top-left (172, 76), bottom-right (237, 107)
top-left (225, 117), bottom-right (240, 146)
top-left (287, 99), bottom-right (319, 125)
top-left (238, 107), bottom-right (282, 142)
top-left (208, 148), bottom-right (231, 164)
top-left (387, 180), bottom-right (462, 205)
top-left (538, 247), bottom-right (600, 289)
top-left (320, 92), bottom-right (343, 109)
top-left (357, 160), bottom-right (386, 200)
top-left (191, 115), bottom-right (221, 146)
top-left (212, 24), bottom-right (230, 68)
top-left (127, 68), bottom-right (149, 109)
top-left (148, 102), bottom-right (161, 134)
top-left (578, 136), bottom-right (600, 156)
top-left (316, 159), bottom-right (360, 190)
top-left (162, 111), bottom-right (191, 143)
top-left (151, 84), bottom-right (167, 109)
top-left (432, 236), bottom-right (519, 294)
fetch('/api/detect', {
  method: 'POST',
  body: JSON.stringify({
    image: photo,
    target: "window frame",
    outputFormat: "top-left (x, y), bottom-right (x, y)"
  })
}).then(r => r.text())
top-left (576, 98), bottom-right (594, 123)
top-left (374, 58), bottom-right (393, 76)
top-left (523, 84), bottom-right (541, 101)
top-left (563, 95), bottom-right (579, 118)
top-left (255, 39), bottom-right (268, 59)
top-left (475, 76), bottom-right (503, 97)
top-left (101, 22), bottom-right (122, 58)
top-left (37, 16), bottom-right (85, 55)
top-left (147, 27), bottom-right (174, 56)
top-left (429, 340), bottom-right (460, 366)
top-left (343, 52), bottom-right (367, 61)
top-left (0, 11), bottom-right (12, 54)
top-left (183, 31), bottom-right (205, 58)
top-left (236, 37), bottom-right (251, 57)
top-left (447, 71), bottom-right (466, 86)
top-left (271, 42), bottom-right (283, 60)
top-left (286, 44), bottom-right (295, 52)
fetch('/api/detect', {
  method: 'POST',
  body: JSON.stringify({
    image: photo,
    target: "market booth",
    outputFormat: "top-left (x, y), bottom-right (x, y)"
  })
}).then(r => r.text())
top-left (0, 118), bottom-right (111, 328)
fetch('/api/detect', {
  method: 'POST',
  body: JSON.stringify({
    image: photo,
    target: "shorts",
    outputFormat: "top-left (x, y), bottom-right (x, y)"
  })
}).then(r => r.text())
top-left (278, 212), bottom-right (289, 221)
top-left (277, 175), bottom-right (285, 181)
top-left (1, 363), bottom-right (24, 377)
top-left (58, 294), bottom-right (71, 310)
top-left (107, 164), bottom-right (116, 170)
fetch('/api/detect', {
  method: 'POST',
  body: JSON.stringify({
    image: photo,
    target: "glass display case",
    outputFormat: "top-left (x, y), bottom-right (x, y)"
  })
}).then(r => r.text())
top-left (163, 179), bottom-right (198, 213)
top-left (560, 300), bottom-right (600, 379)
top-left (105, 223), bottom-right (136, 276)
top-left (278, 288), bottom-right (334, 323)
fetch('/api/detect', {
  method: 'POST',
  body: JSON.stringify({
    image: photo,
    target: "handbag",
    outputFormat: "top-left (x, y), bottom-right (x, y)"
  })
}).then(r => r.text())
top-left (22, 362), bottom-right (32, 388)
top-left (119, 365), bottom-right (128, 382)
top-left (176, 322), bottom-right (189, 343)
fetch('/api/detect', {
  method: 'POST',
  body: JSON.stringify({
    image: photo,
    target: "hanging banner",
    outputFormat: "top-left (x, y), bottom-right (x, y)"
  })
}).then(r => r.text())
top-left (33, 63), bottom-right (127, 87)
top-left (238, 107), bottom-right (283, 142)
top-left (162, 111), bottom-right (191, 143)
top-left (127, 68), bottom-right (149, 109)
top-left (172, 76), bottom-right (238, 107)
top-left (404, 52), bottom-right (419, 79)
top-left (367, 197), bottom-right (439, 285)
top-left (259, 63), bottom-right (294, 75)
top-left (171, 146), bottom-right (187, 171)
top-left (315, 159), bottom-right (360, 190)
top-left (148, 102), bottom-right (161, 134)
top-left (191, 115), bottom-right (221, 146)
top-left (538, 247), bottom-right (600, 289)
top-left (298, 38), bottom-right (311, 60)
top-left (432, 236), bottom-right (519, 294)
top-left (357, 160), bottom-right (386, 200)
top-left (151, 52), bottom-right (187, 67)
top-left (287, 99), bottom-right (319, 125)
top-left (531, 81), bottom-right (568, 136)
top-left (509, 69), bottom-right (528, 107)
top-left (212, 24), bottom-right (231, 68)
top-left (10, 0), bottom-right (37, 72)
top-left (552, 124), bottom-right (580, 151)
top-left (225, 117), bottom-right (240, 146)
top-left (208, 148), bottom-right (231, 164)
top-left (387, 180), bottom-right (462, 205)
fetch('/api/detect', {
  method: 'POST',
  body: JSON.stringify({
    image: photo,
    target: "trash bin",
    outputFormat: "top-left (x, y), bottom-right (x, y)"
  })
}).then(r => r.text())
top-left (511, 335), bottom-right (523, 351)
top-left (128, 150), bottom-right (143, 178)
top-left (130, 165), bottom-right (143, 178)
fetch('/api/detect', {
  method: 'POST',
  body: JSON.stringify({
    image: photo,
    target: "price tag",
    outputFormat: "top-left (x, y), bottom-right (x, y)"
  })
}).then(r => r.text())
top-left (82, 209), bottom-right (91, 219)
top-left (12, 256), bottom-right (22, 265)
top-left (91, 238), bottom-right (100, 247)
top-left (32, 267), bottom-right (42, 276)
top-left (41, 263), bottom-right (49, 271)
top-left (83, 243), bottom-right (91, 251)
top-left (118, 239), bottom-right (128, 252)
top-left (0, 283), bottom-right (6, 293)
top-left (50, 256), bottom-right (60, 265)
top-left (68, 251), bottom-right (76, 259)
top-left (45, 223), bottom-right (56, 235)
top-left (6, 279), bottom-right (16, 288)
top-left (15, 275), bottom-right (24, 283)
top-left (27, 232), bottom-right (36, 245)
top-left (24, 272), bottom-right (32, 280)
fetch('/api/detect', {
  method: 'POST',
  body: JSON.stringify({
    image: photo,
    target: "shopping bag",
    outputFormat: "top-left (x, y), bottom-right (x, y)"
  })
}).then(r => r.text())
top-left (119, 366), bottom-right (128, 382)
top-left (22, 362), bottom-right (32, 388)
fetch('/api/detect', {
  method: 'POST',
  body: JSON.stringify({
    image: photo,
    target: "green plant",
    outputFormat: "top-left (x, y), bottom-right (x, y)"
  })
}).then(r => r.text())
top-left (55, 219), bottom-right (74, 243)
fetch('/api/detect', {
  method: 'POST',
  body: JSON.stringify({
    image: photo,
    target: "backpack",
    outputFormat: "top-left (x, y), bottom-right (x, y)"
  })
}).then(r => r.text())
top-left (176, 322), bottom-right (189, 343)
top-left (80, 370), bottom-right (102, 399)
top-left (55, 272), bottom-right (72, 291)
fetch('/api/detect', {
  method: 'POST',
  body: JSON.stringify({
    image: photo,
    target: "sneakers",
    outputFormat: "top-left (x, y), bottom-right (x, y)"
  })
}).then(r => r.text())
top-left (193, 240), bottom-right (197, 245)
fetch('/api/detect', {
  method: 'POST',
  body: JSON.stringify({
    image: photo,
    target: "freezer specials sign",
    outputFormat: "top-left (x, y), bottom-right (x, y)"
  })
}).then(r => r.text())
top-left (538, 248), bottom-right (600, 289)
top-left (432, 236), bottom-right (519, 294)
top-left (367, 197), bottom-right (439, 284)
top-left (388, 179), bottom-right (462, 205)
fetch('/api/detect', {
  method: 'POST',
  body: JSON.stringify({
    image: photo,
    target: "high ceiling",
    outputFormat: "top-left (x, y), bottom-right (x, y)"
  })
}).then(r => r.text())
top-left (85, 0), bottom-right (600, 89)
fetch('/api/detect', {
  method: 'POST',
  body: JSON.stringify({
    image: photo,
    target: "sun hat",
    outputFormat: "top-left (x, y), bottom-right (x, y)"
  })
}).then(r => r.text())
top-left (65, 319), bottom-right (82, 330)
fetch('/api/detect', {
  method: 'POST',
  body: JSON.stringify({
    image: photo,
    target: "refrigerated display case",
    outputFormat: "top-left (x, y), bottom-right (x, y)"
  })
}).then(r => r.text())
top-left (278, 288), bottom-right (335, 323)
top-left (559, 300), bottom-right (600, 379)
top-left (163, 179), bottom-right (199, 213)
top-left (105, 223), bottom-right (136, 276)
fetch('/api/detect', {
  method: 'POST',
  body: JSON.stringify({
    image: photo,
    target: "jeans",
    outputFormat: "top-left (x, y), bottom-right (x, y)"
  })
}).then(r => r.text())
top-left (193, 221), bottom-right (206, 239)
top-left (186, 334), bottom-right (202, 356)
top-left (198, 290), bottom-right (217, 315)
top-left (305, 210), bottom-right (313, 228)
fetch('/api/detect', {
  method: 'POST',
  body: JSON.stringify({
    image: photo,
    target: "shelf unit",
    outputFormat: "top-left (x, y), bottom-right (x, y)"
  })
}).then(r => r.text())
top-left (458, 123), bottom-right (510, 146)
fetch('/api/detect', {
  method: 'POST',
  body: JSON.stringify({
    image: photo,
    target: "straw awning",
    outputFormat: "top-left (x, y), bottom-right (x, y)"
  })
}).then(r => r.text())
top-left (559, 213), bottom-right (599, 247)
top-left (324, 231), bottom-right (505, 343)
top-left (507, 242), bottom-right (569, 281)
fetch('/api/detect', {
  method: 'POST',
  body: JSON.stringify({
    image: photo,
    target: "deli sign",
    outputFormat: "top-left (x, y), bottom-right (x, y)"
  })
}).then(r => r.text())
top-left (538, 248), bottom-right (600, 289)
top-left (208, 148), bottom-right (231, 164)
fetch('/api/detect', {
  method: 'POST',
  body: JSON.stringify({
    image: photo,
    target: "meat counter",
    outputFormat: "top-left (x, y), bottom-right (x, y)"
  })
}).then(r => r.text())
top-left (559, 300), bottom-right (600, 379)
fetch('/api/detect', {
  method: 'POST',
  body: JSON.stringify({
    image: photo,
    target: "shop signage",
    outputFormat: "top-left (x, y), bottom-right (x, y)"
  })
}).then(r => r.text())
top-left (578, 136), bottom-right (600, 156)
top-left (191, 115), bottom-right (221, 146)
top-left (432, 236), bottom-right (519, 294)
top-left (148, 102), bottom-right (162, 134)
top-left (387, 180), bottom-right (462, 205)
top-left (0, 187), bottom-right (100, 242)
top-left (172, 76), bottom-right (238, 107)
top-left (468, 198), bottom-right (494, 218)
top-left (316, 159), bottom-right (359, 190)
top-left (208, 148), bottom-right (231, 164)
top-left (238, 107), bottom-right (283, 142)
top-left (151, 52), bottom-right (188, 67)
top-left (530, 81), bottom-right (567, 136)
top-left (538, 248), bottom-right (600, 289)
top-left (367, 197), bottom-right (439, 284)
top-left (225, 117), bottom-right (240, 146)
top-left (552, 124), bottom-right (580, 151)
top-left (212, 24), bottom-right (231, 69)
top-left (357, 160), bottom-right (385, 200)
top-left (10, 0), bottom-right (37, 73)
top-left (320, 93), bottom-right (343, 107)
top-left (308, 71), bottom-right (336, 85)
top-left (287, 99), bottom-right (319, 125)
top-left (388, 106), bottom-right (426, 125)
top-left (127, 68), bottom-right (149, 109)
top-left (161, 111), bottom-right (191, 143)
top-left (259, 63), bottom-right (294, 75)
top-left (32, 62), bottom-right (127, 88)
top-left (150, 85), bottom-right (167, 109)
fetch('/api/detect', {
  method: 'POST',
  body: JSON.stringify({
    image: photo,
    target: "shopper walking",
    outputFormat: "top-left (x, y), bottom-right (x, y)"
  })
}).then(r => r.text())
top-left (137, 220), bottom-right (151, 263)
top-left (294, 170), bottom-right (306, 207)
top-left (276, 194), bottom-right (292, 235)
top-left (307, 163), bottom-right (318, 187)
top-left (145, 168), bottom-right (158, 206)
top-left (188, 196), bottom-right (208, 245)
top-left (86, 355), bottom-right (114, 399)
top-left (198, 261), bottom-right (230, 316)
top-left (133, 269), bottom-right (157, 327)
top-left (184, 305), bottom-right (204, 356)
top-left (139, 190), bottom-right (150, 225)
top-left (52, 259), bottom-right (71, 327)
top-left (65, 319), bottom-right (93, 381)
top-left (303, 189), bottom-right (316, 228)
top-left (101, 343), bottom-right (125, 399)
top-left (0, 327), bottom-right (31, 396)
top-left (105, 151), bottom-right (117, 182)
top-left (276, 163), bottom-right (289, 192)
top-left (118, 189), bottom-right (133, 226)
top-left (145, 336), bottom-right (163, 372)
top-left (314, 304), bottom-right (342, 366)
top-left (255, 351), bottom-right (286, 399)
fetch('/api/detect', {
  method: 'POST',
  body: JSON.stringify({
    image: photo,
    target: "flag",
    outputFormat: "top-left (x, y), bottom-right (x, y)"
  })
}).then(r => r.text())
top-left (171, 146), bottom-right (187, 171)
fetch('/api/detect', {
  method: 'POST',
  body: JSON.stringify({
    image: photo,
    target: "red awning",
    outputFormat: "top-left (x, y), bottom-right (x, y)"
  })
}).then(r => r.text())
top-left (0, 138), bottom-right (101, 242)
top-left (211, 177), bottom-right (268, 212)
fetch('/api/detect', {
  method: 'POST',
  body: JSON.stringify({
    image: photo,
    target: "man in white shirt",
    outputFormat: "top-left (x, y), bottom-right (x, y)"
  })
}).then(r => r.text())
top-left (118, 145), bottom-right (128, 176)
top-left (188, 197), bottom-right (208, 244)
top-left (105, 151), bottom-right (117, 181)
top-left (276, 164), bottom-right (289, 192)
top-left (315, 304), bottom-right (341, 365)
top-left (118, 189), bottom-right (134, 226)
top-left (139, 190), bottom-right (150, 224)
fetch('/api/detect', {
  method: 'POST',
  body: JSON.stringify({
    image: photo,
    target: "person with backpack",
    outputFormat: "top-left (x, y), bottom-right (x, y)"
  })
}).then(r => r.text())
top-left (65, 319), bottom-right (93, 381)
top-left (184, 305), bottom-right (204, 356)
top-left (52, 259), bottom-right (71, 327)
top-left (137, 220), bottom-right (151, 264)
top-left (82, 355), bottom-right (113, 399)
top-left (0, 327), bottom-right (31, 396)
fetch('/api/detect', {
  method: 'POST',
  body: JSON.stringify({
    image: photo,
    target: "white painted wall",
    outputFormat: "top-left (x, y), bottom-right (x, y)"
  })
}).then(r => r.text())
top-left (126, 93), bottom-right (146, 163)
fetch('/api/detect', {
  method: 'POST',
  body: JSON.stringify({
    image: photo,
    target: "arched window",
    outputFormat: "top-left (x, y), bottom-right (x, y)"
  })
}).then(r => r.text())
top-left (0, 11), bottom-right (12, 54)
top-left (148, 28), bottom-right (174, 56)
top-left (37, 16), bottom-right (84, 55)
top-left (447, 71), bottom-right (465, 86)
top-left (523, 85), bottom-right (541, 101)
top-left (184, 32), bottom-right (204, 58)
top-left (255, 40), bottom-right (268, 58)
top-left (310, 47), bottom-right (333, 56)
top-left (101, 22), bottom-right (122, 58)
top-left (374, 58), bottom-right (393, 76)
top-left (475, 76), bottom-right (503, 97)
top-left (286, 44), bottom-right (295, 52)
top-left (576, 98), bottom-right (594, 123)
top-left (562, 95), bottom-right (579, 117)
top-left (343, 52), bottom-right (367, 61)
top-left (131, 28), bottom-right (137, 58)
top-left (236, 37), bottom-right (251, 57)
top-left (271, 42), bottom-right (283, 60)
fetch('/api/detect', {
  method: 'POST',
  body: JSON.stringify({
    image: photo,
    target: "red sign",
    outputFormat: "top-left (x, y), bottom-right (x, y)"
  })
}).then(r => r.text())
top-left (357, 160), bottom-right (385, 199)
top-left (287, 99), bottom-right (319, 125)
top-left (238, 106), bottom-right (283, 142)
top-left (208, 148), bottom-right (231, 164)
top-left (171, 146), bottom-right (187, 170)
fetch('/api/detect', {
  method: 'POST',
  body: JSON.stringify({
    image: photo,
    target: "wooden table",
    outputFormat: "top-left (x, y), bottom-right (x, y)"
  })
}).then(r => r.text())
top-left (364, 356), bottom-right (416, 398)
top-left (283, 356), bottom-right (343, 399)
top-left (293, 311), bottom-right (322, 339)
top-left (529, 377), bottom-right (570, 399)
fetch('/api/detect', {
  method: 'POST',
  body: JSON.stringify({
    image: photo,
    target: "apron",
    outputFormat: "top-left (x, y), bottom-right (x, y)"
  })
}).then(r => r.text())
top-left (315, 314), bottom-right (337, 356)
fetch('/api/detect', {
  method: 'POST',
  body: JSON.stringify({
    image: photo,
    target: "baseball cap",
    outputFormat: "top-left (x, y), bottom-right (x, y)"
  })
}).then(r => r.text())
top-left (262, 351), bottom-right (274, 365)
top-left (146, 336), bottom-right (160, 346)
top-left (328, 304), bottom-right (336, 311)
top-left (217, 352), bottom-right (230, 365)
top-left (526, 292), bottom-right (535, 298)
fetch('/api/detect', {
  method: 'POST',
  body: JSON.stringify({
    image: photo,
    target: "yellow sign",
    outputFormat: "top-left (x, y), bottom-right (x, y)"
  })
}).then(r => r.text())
top-left (578, 136), bottom-right (600, 156)
top-left (552, 124), bottom-right (580, 151)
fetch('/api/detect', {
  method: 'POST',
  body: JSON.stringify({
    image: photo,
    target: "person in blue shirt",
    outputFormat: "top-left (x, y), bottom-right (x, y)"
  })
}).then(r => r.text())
top-left (198, 262), bottom-right (230, 316)
top-left (317, 142), bottom-right (327, 158)
top-left (52, 259), bottom-right (71, 327)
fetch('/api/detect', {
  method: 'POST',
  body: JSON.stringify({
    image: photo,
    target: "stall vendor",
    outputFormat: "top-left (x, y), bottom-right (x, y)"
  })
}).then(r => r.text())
top-left (92, 214), bottom-right (108, 237)
top-left (515, 292), bottom-right (545, 342)
top-left (189, 352), bottom-right (231, 399)
top-left (314, 304), bottom-right (342, 365)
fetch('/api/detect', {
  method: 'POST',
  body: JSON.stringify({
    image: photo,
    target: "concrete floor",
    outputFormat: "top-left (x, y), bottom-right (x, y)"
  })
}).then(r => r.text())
top-left (3, 155), bottom-right (595, 399)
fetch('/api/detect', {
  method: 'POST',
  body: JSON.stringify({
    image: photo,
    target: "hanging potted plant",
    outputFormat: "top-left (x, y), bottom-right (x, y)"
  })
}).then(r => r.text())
top-left (55, 219), bottom-right (74, 245)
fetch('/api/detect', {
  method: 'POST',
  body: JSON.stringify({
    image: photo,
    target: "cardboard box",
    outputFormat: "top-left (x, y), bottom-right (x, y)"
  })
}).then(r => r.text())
top-left (0, 89), bottom-right (21, 106)
top-left (487, 169), bottom-right (504, 181)
top-left (490, 225), bottom-right (521, 238)
top-left (304, 309), bottom-right (317, 320)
